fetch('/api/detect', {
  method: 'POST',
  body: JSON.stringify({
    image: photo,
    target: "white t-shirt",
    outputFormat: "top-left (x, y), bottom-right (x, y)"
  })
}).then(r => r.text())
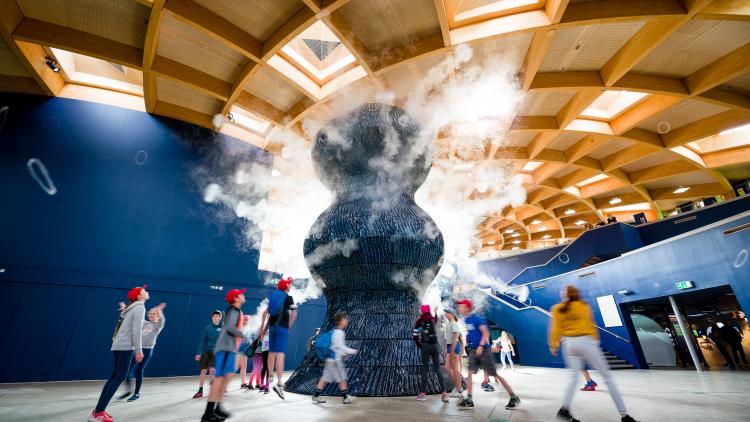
top-left (444, 320), bottom-right (461, 345)
top-left (500, 336), bottom-right (511, 350)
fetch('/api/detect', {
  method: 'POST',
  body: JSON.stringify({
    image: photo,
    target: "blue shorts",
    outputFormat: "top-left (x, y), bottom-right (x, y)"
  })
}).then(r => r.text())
top-left (214, 351), bottom-right (237, 377)
top-left (447, 343), bottom-right (461, 354)
top-left (269, 326), bottom-right (289, 353)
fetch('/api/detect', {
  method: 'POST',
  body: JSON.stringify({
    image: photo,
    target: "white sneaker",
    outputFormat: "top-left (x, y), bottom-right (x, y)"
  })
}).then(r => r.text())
top-left (449, 390), bottom-right (462, 398)
top-left (312, 395), bottom-right (326, 404)
top-left (343, 395), bottom-right (356, 404)
top-left (272, 384), bottom-right (285, 400)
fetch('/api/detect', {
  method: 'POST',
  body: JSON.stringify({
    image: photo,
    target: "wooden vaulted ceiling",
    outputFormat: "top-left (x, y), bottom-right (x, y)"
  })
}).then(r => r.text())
top-left (1, 0), bottom-right (749, 255)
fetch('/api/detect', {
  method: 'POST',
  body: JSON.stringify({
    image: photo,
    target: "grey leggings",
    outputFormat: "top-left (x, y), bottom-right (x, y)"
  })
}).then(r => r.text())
top-left (420, 342), bottom-right (446, 393)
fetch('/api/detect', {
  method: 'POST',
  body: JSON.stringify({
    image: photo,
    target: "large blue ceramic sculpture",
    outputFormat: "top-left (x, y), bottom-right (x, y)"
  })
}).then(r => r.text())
top-left (284, 104), bottom-right (450, 397)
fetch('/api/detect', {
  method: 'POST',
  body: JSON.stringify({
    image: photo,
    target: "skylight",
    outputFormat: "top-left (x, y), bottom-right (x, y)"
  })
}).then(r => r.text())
top-left (522, 161), bottom-right (543, 172)
top-left (49, 47), bottom-right (142, 95)
top-left (581, 90), bottom-right (648, 120)
top-left (576, 173), bottom-right (609, 187)
top-left (230, 106), bottom-right (271, 134)
top-left (453, 0), bottom-right (540, 23)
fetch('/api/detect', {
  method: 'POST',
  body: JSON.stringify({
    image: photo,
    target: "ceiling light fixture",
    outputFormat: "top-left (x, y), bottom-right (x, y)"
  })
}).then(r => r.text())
top-left (505, 229), bottom-right (514, 234)
top-left (531, 219), bottom-right (541, 225)
top-left (542, 234), bottom-right (551, 239)
top-left (45, 57), bottom-right (60, 73)
top-left (673, 186), bottom-right (690, 194)
top-left (512, 246), bottom-right (520, 250)
top-left (512, 233), bottom-right (520, 237)
top-left (487, 240), bottom-right (495, 245)
top-left (719, 123), bottom-right (750, 136)
top-left (609, 196), bottom-right (622, 205)
top-left (513, 240), bottom-right (521, 244)
top-left (564, 208), bottom-right (575, 215)
top-left (227, 113), bottom-right (235, 123)
top-left (575, 220), bottom-right (586, 226)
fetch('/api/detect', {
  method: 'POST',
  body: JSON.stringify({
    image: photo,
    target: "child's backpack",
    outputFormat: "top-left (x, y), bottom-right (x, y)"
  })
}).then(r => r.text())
top-left (314, 330), bottom-right (335, 360)
top-left (420, 318), bottom-right (438, 345)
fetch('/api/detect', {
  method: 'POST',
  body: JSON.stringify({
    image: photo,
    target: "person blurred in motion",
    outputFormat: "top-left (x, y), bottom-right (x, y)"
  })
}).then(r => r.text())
top-left (237, 315), bottom-right (251, 389)
top-left (119, 302), bottom-right (166, 401)
top-left (88, 285), bottom-right (148, 422)
top-left (456, 299), bottom-right (520, 410)
top-left (443, 308), bottom-right (464, 398)
top-left (720, 321), bottom-right (748, 365)
top-left (498, 331), bottom-right (515, 371)
top-left (413, 304), bottom-right (448, 402)
top-left (549, 285), bottom-right (638, 422)
top-left (259, 277), bottom-right (297, 399)
top-left (193, 310), bottom-right (223, 399)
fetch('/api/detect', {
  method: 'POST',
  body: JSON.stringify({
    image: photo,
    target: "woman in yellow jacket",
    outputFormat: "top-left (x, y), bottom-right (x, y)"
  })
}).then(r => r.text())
top-left (548, 285), bottom-right (638, 422)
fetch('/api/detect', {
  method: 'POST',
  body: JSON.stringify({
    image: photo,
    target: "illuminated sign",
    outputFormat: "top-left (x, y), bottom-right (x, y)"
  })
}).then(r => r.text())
top-left (675, 280), bottom-right (694, 290)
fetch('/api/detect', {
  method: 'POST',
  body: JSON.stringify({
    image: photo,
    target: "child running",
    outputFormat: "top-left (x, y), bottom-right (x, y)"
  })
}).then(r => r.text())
top-left (456, 299), bottom-right (520, 410)
top-left (193, 310), bottom-right (223, 399)
top-left (88, 285), bottom-right (148, 422)
top-left (312, 312), bottom-right (358, 404)
top-left (201, 288), bottom-right (247, 422)
top-left (549, 285), bottom-right (637, 422)
top-left (413, 304), bottom-right (448, 402)
top-left (119, 302), bottom-right (166, 401)
top-left (259, 277), bottom-right (297, 399)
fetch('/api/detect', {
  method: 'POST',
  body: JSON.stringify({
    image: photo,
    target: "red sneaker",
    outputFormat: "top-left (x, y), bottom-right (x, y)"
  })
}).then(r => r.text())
top-left (88, 411), bottom-right (114, 422)
top-left (192, 389), bottom-right (204, 399)
top-left (580, 385), bottom-right (596, 391)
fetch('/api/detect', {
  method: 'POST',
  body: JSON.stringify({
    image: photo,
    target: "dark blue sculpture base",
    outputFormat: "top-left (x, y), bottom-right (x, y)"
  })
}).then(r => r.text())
top-left (284, 283), bottom-right (457, 396)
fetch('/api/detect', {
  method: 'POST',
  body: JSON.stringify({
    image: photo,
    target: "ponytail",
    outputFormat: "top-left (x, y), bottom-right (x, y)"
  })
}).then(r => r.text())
top-left (559, 285), bottom-right (581, 314)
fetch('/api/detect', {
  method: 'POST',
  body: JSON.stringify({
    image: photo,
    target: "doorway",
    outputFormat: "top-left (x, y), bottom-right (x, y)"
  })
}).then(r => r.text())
top-left (625, 285), bottom-right (749, 370)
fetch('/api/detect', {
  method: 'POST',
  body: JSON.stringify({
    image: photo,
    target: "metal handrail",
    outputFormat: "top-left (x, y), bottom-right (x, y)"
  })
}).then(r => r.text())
top-left (476, 288), bottom-right (631, 344)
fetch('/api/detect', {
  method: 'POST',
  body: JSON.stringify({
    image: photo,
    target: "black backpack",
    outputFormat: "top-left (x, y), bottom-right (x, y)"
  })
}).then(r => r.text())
top-left (420, 318), bottom-right (438, 345)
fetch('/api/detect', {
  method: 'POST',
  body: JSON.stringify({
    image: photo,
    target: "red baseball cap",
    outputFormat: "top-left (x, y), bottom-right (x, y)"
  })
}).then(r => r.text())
top-left (420, 304), bottom-right (431, 313)
top-left (226, 288), bottom-right (246, 304)
top-left (456, 299), bottom-right (473, 309)
top-left (127, 284), bottom-right (148, 302)
top-left (277, 277), bottom-right (293, 291)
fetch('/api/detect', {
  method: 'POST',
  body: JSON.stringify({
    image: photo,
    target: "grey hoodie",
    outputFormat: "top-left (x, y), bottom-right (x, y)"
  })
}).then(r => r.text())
top-left (112, 301), bottom-right (145, 354)
top-left (214, 306), bottom-right (245, 353)
top-left (142, 314), bottom-right (165, 349)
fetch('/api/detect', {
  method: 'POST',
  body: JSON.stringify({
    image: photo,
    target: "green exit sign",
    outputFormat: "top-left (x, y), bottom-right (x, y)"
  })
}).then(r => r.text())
top-left (676, 281), bottom-right (694, 290)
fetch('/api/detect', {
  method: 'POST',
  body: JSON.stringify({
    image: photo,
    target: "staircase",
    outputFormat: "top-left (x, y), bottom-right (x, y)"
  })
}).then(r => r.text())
top-left (579, 256), bottom-right (603, 269)
top-left (605, 350), bottom-right (635, 370)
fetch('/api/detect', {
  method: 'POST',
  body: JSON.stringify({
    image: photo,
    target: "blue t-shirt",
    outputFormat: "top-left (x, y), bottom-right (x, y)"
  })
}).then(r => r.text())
top-left (465, 314), bottom-right (488, 349)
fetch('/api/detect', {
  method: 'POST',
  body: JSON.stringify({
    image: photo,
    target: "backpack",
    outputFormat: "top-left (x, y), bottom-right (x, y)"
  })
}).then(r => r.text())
top-left (314, 330), bottom-right (335, 360)
top-left (419, 318), bottom-right (438, 345)
top-left (268, 290), bottom-right (286, 318)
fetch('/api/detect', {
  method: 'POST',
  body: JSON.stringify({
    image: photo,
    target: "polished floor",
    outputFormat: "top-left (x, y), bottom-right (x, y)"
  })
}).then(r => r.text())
top-left (1, 367), bottom-right (749, 421)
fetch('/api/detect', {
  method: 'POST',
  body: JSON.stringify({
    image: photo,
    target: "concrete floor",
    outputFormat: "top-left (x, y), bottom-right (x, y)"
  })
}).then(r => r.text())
top-left (1, 367), bottom-right (749, 422)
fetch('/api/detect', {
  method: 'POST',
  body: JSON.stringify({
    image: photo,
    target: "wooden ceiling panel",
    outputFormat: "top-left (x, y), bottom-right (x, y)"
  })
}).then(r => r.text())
top-left (643, 170), bottom-right (718, 189)
top-left (519, 90), bottom-right (576, 115)
top-left (156, 76), bottom-right (221, 115)
top-left (16, 0), bottom-right (149, 48)
top-left (244, 65), bottom-right (306, 113)
top-left (721, 71), bottom-right (750, 97)
top-left (0, 37), bottom-right (30, 77)
top-left (502, 131), bottom-right (536, 147)
top-left (157, 12), bottom-right (246, 83)
top-left (192, 0), bottom-right (306, 42)
top-left (618, 150), bottom-right (680, 173)
top-left (539, 21), bottom-right (646, 72)
top-left (587, 137), bottom-right (632, 160)
top-left (548, 132), bottom-right (586, 151)
top-left (637, 99), bottom-right (730, 132)
top-left (337, 0), bottom-right (442, 53)
top-left (633, 20), bottom-right (750, 78)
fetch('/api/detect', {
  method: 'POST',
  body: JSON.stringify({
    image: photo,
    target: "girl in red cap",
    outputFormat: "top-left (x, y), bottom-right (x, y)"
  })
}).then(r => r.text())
top-left (412, 304), bottom-right (448, 402)
top-left (88, 285), bottom-right (148, 422)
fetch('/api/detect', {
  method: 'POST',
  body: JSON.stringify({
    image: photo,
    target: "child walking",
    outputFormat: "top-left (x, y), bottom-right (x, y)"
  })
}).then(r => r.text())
top-left (456, 299), bottom-right (520, 410)
top-left (443, 308), bottom-right (464, 398)
top-left (312, 312), bottom-right (358, 404)
top-left (499, 331), bottom-right (514, 371)
top-left (201, 288), bottom-right (247, 422)
top-left (193, 310), bottom-right (223, 399)
top-left (120, 302), bottom-right (167, 401)
top-left (549, 285), bottom-right (638, 422)
top-left (88, 285), bottom-right (148, 422)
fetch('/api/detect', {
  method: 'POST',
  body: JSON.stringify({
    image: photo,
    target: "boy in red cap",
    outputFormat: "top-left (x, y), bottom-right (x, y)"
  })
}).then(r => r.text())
top-left (201, 288), bottom-right (247, 422)
top-left (259, 277), bottom-right (297, 399)
top-left (88, 285), bottom-right (149, 422)
top-left (412, 304), bottom-right (448, 402)
top-left (456, 299), bottom-right (520, 410)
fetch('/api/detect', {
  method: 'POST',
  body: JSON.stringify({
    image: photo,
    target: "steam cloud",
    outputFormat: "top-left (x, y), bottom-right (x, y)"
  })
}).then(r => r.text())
top-left (201, 40), bottom-right (529, 310)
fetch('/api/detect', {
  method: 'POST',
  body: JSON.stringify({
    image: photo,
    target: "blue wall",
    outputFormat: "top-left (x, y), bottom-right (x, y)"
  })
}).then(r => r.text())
top-left (0, 93), bottom-right (323, 382)
top-left (478, 244), bottom-right (565, 282)
top-left (481, 211), bottom-right (750, 369)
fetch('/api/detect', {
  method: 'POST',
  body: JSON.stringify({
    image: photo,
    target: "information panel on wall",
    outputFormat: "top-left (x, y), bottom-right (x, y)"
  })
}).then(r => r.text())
top-left (596, 295), bottom-right (623, 327)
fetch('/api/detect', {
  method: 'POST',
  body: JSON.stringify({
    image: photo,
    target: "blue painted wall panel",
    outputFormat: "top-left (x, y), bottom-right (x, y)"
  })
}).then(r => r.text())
top-left (478, 245), bottom-right (565, 282)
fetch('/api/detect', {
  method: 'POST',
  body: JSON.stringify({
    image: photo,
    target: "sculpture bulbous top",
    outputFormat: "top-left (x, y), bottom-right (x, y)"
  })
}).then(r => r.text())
top-left (311, 103), bottom-right (432, 194)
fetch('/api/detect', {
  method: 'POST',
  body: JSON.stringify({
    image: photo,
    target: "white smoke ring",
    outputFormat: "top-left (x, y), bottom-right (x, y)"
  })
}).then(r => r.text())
top-left (735, 249), bottom-right (748, 268)
top-left (558, 253), bottom-right (570, 264)
top-left (27, 158), bottom-right (58, 195)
